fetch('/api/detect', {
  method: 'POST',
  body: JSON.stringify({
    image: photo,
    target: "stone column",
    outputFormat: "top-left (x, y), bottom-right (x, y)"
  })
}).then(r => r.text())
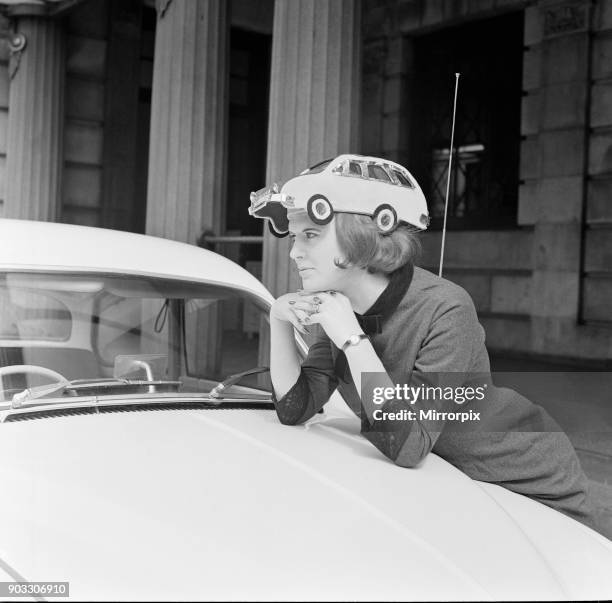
top-left (521, 0), bottom-right (592, 356)
top-left (263, 0), bottom-right (361, 298)
top-left (4, 15), bottom-right (64, 221)
top-left (145, 0), bottom-right (229, 376)
top-left (146, 0), bottom-right (228, 244)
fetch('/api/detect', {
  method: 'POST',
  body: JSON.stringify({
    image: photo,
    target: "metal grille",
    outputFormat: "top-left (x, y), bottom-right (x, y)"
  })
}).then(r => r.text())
top-left (5, 402), bottom-right (276, 422)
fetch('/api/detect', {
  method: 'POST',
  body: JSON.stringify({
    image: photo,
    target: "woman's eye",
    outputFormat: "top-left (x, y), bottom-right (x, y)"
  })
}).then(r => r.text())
top-left (305, 232), bottom-right (317, 239)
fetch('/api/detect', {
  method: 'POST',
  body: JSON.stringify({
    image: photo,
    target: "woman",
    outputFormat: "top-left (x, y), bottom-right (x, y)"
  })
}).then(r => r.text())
top-left (251, 154), bottom-right (595, 530)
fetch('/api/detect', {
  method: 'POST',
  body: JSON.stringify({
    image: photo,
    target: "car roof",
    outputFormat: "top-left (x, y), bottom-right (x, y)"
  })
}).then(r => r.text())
top-left (0, 219), bottom-right (273, 303)
top-left (328, 153), bottom-right (412, 172)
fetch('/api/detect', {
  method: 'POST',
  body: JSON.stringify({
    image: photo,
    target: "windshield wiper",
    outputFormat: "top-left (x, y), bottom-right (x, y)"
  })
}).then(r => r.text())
top-left (209, 366), bottom-right (270, 399)
top-left (4, 369), bottom-right (273, 420)
top-left (12, 381), bottom-right (71, 407)
top-left (11, 378), bottom-right (182, 407)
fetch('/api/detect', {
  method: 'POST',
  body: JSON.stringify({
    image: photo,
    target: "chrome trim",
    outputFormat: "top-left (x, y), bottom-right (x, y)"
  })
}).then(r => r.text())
top-left (294, 331), bottom-right (309, 357)
top-left (0, 391), bottom-right (273, 422)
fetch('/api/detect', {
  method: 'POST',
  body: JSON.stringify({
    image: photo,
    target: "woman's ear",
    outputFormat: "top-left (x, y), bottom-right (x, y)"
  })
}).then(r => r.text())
top-left (333, 256), bottom-right (351, 270)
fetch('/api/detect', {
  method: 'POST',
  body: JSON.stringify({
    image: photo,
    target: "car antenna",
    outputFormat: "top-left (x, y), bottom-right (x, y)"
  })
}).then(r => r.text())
top-left (439, 73), bottom-right (460, 278)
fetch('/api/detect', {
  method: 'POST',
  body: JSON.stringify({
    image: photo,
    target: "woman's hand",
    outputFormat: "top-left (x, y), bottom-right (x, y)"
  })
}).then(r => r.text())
top-left (297, 291), bottom-right (363, 349)
top-left (270, 293), bottom-right (317, 335)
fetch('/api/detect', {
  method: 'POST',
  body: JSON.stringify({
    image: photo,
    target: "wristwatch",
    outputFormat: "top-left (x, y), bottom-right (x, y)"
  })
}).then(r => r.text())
top-left (341, 333), bottom-right (369, 352)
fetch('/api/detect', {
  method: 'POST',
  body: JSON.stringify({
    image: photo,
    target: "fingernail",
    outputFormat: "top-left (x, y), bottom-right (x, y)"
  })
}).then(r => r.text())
top-left (313, 296), bottom-right (321, 303)
top-left (303, 316), bottom-right (310, 323)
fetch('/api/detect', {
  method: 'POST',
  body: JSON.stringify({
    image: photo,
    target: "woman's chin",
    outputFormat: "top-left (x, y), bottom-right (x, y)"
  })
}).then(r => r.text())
top-left (299, 276), bottom-right (322, 292)
top-left (299, 272), bottom-right (339, 293)
top-left (300, 282), bottom-right (318, 292)
top-left (299, 272), bottom-right (313, 284)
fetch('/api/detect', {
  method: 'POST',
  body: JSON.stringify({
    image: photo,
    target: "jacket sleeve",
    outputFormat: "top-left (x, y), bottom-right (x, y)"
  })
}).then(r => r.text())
top-left (272, 335), bottom-right (338, 425)
top-left (361, 291), bottom-right (486, 467)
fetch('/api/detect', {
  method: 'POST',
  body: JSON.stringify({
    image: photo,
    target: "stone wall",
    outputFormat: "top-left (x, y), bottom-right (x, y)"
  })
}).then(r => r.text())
top-left (362, 0), bottom-right (612, 360)
top-left (362, 0), bottom-right (534, 353)
top-left (62, 0), bottom-right (108, 227)
top-left (0, 0), bottom-right (152, 230)
top-left (586, 1), bottom-right (612, 324)
top-left (523, 0), bottom-right (612, 358)
top-left (0, 16), bottom-right (8, 217)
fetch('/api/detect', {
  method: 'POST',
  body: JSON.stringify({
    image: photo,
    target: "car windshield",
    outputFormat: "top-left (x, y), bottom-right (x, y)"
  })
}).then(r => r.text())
top-left (304, 158), bottom-right (333, 174)
top-left (0, 272), bottom-right (272, 401)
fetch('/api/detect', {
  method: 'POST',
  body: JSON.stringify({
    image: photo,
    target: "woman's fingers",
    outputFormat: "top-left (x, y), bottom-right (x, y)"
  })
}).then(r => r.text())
top-left (293, 319), bottom-right (308, 335)
top-left (290, 300), bottom-right (318, 313)
top-left (297, 292), bottom-right (343, 314)
top-left (290, 290), bottom-right (349, 329)
top-left (290, 308), bottom-right (315, 334)
top-left (288, 310), bottom-right (308, 333)
top-left (298, 290), bottom-right (325, 298)
top-left (302, 311), bottom-right (322, 325)
top-left (290, 307), bottom-right (311, 323)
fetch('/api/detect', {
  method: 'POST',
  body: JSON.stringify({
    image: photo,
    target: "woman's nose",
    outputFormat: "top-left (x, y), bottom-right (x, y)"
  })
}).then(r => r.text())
top-left (289, 239), bottom-right (303, 260)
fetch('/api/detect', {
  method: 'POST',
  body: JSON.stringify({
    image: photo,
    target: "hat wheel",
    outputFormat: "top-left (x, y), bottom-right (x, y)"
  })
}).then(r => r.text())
top-left (373, 204), bottom-right (398, 233)
top-left (307, 195), bottom-right (333, 225)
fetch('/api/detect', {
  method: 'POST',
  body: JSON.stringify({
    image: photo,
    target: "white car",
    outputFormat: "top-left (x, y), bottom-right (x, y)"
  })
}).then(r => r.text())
top-left (249, 154), bottom-right (430, 236)
top-left (0, 219), bottom-right (611, 602)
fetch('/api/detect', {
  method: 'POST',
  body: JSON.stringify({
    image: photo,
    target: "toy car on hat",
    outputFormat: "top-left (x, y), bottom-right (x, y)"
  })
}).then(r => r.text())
top-left (248, 154), bottom-right (430, 237)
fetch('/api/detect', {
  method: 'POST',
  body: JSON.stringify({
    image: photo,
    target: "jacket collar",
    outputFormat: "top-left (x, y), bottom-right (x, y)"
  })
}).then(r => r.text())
top-left (354, 262), bottom-right (414, 335)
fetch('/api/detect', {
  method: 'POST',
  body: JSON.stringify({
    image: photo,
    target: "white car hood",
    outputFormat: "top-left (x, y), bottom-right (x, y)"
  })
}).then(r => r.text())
top-left (0, 399), bottom-right (611, 601)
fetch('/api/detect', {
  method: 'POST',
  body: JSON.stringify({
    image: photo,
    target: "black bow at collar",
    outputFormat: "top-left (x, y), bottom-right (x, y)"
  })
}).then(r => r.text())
top-left (336, 262), bottom-right (415, 381)
top-left (356, 314), bottom-right (383, 335)
top-left (353, 262), bottom-right (414, 334)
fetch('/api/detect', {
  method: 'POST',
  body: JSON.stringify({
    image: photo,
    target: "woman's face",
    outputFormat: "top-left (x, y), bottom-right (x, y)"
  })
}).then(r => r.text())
top-left (288, 213), bottom-right (356, 293)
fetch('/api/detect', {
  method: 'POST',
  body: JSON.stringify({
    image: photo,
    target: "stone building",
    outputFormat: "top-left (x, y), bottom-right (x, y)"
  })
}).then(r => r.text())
top-left (0, 0), bottom-right (610, 365)
top-left (0, 0), bottom-right (610, 536)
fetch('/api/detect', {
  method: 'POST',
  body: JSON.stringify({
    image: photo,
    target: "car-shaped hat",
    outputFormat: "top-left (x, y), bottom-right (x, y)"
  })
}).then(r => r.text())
top-left (249, 154), bottom-right (430, 237)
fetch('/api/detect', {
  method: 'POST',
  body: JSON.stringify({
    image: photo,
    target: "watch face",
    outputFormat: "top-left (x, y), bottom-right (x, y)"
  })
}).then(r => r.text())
top-left (350, 335), bottom-right (360, 345)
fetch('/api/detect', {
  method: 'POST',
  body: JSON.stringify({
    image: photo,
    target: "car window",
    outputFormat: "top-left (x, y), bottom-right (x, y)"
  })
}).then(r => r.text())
top-left (92, 278), bottom-right (271, 390)
top-left (367, 164), bottom-right (392, 182)
top-left (348, 161), bottom-right (362, 176)
top-left (391, 168), bottom-right (414, 188)
top-left (0, 272), bottom-right (271, 395)
top-left (0, 281), bottom-right (71, 341)
top-left (183, 295), bottom-right (270, 389)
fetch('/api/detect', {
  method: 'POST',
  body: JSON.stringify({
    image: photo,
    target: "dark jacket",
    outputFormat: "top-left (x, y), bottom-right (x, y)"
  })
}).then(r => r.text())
top-left (273, 264), bottom-right (595, 529)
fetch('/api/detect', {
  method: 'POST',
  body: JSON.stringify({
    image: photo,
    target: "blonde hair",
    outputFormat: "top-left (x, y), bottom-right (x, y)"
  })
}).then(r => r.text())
top-left (286, 208), bottom-right (421, 274)
top-left (333, 213), bottom-right (421, 274)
